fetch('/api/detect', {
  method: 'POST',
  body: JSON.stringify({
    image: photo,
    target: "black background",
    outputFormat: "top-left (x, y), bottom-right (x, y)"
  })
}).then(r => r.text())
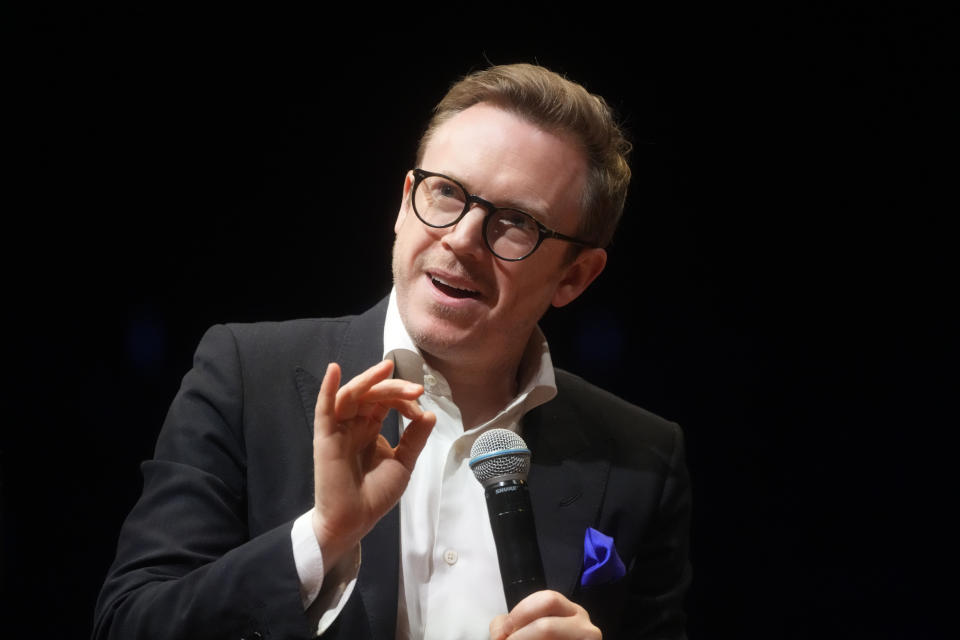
top-left (4, 5), bottom-right (954, 638)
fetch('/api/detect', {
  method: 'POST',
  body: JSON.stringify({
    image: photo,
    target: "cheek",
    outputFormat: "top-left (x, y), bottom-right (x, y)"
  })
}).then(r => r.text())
top-left (395, 199), bottom-right (412, 234)
top-left (509, 265), bottom-right (561, 304)
top-left (393, 228), bottom-right (431, 278)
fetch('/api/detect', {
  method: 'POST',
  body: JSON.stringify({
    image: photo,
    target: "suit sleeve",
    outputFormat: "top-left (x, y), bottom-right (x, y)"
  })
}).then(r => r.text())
top-left (92, 324), bottom-right (315, 640)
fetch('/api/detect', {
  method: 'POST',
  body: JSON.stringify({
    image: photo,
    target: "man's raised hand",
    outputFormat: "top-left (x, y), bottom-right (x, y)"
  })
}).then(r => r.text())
top-left (311, 360), bottom-right (435, 569)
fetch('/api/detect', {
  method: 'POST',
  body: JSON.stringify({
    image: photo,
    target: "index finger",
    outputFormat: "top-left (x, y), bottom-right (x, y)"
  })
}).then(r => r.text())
top-left (314, 362), bottom-right (342, 438)
top-left (338, 359), bottom-right (396, 396)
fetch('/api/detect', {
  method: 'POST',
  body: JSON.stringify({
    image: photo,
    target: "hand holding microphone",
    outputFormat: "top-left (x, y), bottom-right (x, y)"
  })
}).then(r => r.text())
top-left (471, 429), bottom-right (600, 639)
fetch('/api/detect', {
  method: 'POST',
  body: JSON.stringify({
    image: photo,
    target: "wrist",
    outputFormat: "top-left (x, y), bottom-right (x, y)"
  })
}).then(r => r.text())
top-left (312, 507), bottom-right (355, 571)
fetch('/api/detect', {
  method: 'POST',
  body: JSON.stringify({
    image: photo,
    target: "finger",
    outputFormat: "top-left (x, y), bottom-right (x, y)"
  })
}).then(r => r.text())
top-left (356, 414), bottom-right (387, 452)
top-left (314, 362), bottom-right (342, 438)
top-left (376, 397), bottom-right (427, 421)
top-left (489, 614), bottom-right (511, 640)
top-left (330, 399), bottom-right (424, 458)
top-left (357, 379), bottom-right (424, 403)
top-left (499, 616), bottom-right (599, 640)
top-left (339, 397), bottom-right (424, 424)
top-left (370, 403), bottom-right (390, 424)
top-left (361, 432), bottom-right (391, 469)
top-left (394, 410), bottom-right (436, 470)
top-left (505, 590), bottom-right (581, 632)
top-left (341, 384), bottom-right (424, 420)
top-left (335, 360), bottom-right (397, 415)
top-left (339, 360), bottom-right (395, 397)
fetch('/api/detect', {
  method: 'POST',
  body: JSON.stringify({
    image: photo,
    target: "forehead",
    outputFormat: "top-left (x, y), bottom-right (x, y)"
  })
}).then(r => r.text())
top-left (420, 103), bottom-right (587, 224)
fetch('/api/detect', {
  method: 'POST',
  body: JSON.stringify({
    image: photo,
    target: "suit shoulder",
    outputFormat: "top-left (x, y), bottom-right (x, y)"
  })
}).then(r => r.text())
top-left (553, 368), bottom-right (682, 452)
top-left (191, 315), bottom-right (359, 375)
top-left (221, 316), bottom-right (352, 347)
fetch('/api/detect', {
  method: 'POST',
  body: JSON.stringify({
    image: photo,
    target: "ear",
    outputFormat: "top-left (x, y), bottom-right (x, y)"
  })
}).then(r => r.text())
top-left (551, 248), bottom-right (607, 308)
top-left (395, 172), bottom-right (414, 234)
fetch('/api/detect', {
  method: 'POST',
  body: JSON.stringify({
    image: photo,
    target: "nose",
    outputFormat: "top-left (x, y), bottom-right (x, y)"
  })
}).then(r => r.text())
top-left (440, 205), bottom-right (488, 258)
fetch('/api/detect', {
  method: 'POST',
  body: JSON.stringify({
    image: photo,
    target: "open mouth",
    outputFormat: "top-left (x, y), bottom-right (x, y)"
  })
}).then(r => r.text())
top-left (430, 275), bottom-right (481, 299)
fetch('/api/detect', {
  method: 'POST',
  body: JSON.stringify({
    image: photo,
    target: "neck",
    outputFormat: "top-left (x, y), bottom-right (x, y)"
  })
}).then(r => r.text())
top-left (422, 348), bottom-right (523, 430)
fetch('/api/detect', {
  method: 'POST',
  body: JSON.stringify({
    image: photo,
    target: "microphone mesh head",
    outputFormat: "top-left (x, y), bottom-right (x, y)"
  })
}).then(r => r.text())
top-left (469, 428), bottom-right (531, 483)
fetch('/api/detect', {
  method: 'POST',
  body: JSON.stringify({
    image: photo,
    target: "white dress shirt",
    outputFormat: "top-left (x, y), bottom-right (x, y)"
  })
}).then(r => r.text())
top-left (292, 289), bottom-right (557, 638)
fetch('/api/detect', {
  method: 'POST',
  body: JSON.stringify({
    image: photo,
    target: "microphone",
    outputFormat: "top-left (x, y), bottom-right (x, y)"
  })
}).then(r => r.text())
top-left (469, 428), bottom-right (546, 610)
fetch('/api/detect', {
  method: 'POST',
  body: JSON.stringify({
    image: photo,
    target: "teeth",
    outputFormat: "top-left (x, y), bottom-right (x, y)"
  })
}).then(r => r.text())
top-left (432, 276), bottom-right (478, 294)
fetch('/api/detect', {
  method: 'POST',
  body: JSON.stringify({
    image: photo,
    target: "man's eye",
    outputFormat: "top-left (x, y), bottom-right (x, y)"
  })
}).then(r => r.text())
top-left (499, 211), bottom-right (534, 230)
top-left (438, 184), bottom-right (459, 198)
top-left (429, 178), bottom-right (463, 202)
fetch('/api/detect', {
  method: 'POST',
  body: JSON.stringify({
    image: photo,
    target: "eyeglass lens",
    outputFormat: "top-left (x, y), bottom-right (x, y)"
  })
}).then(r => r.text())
top-left (414, 174), bottom-right (540, 260)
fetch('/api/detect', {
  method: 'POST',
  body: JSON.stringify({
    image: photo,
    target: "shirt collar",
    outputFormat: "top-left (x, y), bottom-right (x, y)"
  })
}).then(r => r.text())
top-left (382, 287), bottom-right (557, 409)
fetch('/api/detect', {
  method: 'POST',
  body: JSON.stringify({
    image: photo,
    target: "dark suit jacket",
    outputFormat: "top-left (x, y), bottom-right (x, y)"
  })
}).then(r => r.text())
top-left (93, 298), bottom-right (691, 640)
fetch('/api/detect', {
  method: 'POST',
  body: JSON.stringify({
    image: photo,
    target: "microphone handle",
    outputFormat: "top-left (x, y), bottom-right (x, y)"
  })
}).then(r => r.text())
top-left (484, 479), bottom-right (547, 609)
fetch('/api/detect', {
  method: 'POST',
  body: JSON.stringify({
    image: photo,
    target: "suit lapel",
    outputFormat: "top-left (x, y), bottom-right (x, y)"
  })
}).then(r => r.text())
top-left (293, 298), bottom-right (391, 438)
top-left (294, 298), bottom-right (401, 640)
top-left (523, 389), bottom-right (612, 598)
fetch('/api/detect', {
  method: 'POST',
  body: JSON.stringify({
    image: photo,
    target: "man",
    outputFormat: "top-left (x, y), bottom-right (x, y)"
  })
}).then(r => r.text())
top-left (94, 63), bottom-right (691, 639)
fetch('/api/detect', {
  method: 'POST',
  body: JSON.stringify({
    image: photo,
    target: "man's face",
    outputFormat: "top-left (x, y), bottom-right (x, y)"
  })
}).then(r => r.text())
top-left (392, 102), bottom-right (606, 368)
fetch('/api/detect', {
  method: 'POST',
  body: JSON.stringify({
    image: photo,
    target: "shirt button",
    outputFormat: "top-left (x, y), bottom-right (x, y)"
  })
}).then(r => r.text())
top-left (443, 548), bottom-right (458, 565)
top-left (424, 374), bottom-right (437, 388)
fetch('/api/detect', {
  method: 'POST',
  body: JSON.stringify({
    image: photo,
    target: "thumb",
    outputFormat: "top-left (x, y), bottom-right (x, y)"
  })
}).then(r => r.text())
top-left (394, 411), bottom-right (436, 471)
top-left (489, 613), bottom-right (513, 640)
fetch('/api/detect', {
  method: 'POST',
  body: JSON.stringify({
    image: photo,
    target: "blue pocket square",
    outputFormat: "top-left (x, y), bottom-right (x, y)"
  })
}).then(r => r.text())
top-left (581, 527), bottom-right (626, 588)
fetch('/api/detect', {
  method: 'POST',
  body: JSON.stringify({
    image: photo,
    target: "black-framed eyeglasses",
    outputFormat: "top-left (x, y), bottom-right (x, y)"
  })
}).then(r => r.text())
top-left (410, 168), bottom-right (594, 261)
